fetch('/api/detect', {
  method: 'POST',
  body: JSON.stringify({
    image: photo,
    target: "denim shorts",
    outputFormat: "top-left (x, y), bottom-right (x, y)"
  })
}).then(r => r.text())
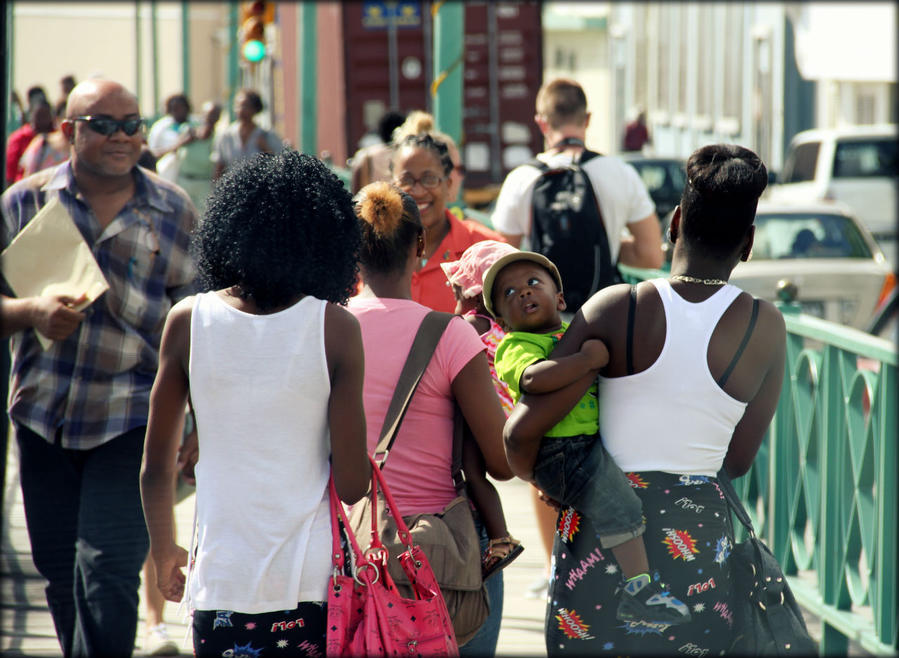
top-left (533, 433), bottom-right (644, 548)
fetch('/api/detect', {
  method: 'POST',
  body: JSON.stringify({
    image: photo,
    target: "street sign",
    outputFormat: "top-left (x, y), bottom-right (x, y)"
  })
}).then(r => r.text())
top-left (362, 1), bottom-right (421, 29)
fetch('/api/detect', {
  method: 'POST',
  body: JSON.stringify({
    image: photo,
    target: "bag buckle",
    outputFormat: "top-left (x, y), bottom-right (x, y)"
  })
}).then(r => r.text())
top-left (403, 546), bottom-right (422, 569)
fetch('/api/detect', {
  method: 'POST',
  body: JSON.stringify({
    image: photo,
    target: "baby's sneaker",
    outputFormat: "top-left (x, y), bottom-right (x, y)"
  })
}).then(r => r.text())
top-left (616, 572), bottom-right (691, 625)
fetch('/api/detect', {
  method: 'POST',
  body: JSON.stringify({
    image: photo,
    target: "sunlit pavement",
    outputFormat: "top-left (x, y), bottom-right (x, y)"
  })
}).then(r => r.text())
top-left (1, 436), bottom-right (869, 656)
top-left (1, 438), bottom-right (549, 657)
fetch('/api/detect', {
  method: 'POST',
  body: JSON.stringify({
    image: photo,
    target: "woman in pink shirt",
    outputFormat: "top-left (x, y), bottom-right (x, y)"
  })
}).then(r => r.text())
top-left (348, 182), bottom-right (513, 655)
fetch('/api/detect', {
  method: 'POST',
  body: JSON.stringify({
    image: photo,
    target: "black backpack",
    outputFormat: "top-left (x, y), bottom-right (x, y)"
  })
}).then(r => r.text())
top-left (528, 140), bottom-right (622, 313)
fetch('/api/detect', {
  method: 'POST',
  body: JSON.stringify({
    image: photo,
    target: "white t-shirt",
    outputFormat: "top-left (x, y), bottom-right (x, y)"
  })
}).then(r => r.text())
top-left (147, 115), bottom-right (192, 182)
top-left (490, 150), bottom-right (655, 261)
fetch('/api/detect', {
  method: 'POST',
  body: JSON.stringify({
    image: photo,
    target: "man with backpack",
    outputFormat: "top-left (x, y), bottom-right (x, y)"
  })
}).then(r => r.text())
top-left (491, 78), bottom-right (663, 314)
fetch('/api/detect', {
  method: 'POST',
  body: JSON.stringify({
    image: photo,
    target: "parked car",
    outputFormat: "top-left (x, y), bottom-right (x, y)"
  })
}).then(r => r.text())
top-left (729, 202), bottom-right (895, 329)
top-left (866, 287), bottom-right (897, 342)
top-left (620, 154), bottom-right (687, 222)
top-left (766, 125), bottom-right (897, 240)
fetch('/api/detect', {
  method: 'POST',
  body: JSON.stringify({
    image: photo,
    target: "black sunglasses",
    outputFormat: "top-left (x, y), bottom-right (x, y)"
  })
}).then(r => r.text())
top-left (71, 115), bottom-right (145, 136)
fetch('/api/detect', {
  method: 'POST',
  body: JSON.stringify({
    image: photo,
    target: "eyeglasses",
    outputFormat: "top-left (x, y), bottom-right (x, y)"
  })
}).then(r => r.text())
top-left (71, 116), bottom-right (145, 136)
top-left (395, 172), bottom-right (445, 190)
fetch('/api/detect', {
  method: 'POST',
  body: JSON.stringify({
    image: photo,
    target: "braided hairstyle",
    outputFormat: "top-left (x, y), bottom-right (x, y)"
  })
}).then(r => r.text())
top-left (355, 181), bottom-right (422, 275)
top-left (193, 149), bottom-right (361, 310)
top-left (393, 131), bottom-right (455, 177)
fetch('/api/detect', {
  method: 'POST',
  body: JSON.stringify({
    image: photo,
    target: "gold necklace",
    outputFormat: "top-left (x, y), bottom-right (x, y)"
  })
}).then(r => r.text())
top-left (670, 274), bottom-right (728, 286)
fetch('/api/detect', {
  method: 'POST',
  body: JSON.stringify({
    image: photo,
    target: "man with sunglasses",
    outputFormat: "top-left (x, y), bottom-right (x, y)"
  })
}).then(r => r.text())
top-left (0, 78), bottom-right (196, 658)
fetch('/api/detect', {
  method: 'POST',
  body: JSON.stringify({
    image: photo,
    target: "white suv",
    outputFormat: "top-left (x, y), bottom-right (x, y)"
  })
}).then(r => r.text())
top-left (767, 125), bottom-right (897, 239)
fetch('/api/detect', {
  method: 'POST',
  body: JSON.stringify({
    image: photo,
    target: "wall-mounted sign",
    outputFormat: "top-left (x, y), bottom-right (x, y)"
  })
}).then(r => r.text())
top-left (362, 1), bottom-right (421, 29)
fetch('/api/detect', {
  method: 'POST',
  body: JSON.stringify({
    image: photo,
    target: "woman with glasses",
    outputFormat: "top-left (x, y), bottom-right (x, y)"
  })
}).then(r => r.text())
top-left (390, 130), bottom-right (505, 314)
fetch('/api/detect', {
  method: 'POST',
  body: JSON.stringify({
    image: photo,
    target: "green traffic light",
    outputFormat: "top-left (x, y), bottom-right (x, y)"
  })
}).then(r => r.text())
top-left (242, 39), bottom-right (266, 62)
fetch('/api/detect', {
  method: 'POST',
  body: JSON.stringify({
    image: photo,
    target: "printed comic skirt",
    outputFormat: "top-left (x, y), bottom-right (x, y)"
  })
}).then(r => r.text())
top-left (545, 471), bottom-right (737, 656)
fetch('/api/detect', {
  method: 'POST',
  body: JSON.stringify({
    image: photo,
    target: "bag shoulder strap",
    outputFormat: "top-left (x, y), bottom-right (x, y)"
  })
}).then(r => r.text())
top-left (717, 469), bottom-right (756, 536)
top-left (626, 284), bottom-right (637, 375)
top-left (451, 405), bottom-right (466, 496)
top-left (374, 311), bottom-right (455, 466)
top-left (528, 143), bottom-right (602, 173)
top-left (717, 297), bottom-right (760, 387)
top-left (578, 149), bottom-right (601, 165)
top-left (527, 158), bottom-right (550, 173)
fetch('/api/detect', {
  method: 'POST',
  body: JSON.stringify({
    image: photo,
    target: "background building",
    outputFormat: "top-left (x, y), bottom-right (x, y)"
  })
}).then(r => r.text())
top-left (7, 2), bottom-right (896, 179)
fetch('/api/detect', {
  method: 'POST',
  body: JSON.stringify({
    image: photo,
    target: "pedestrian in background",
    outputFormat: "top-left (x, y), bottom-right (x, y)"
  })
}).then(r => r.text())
top-left (17, 99), bottom-right (68, 179)
top-left (350, 109), bottom-right (405, 193)
top-left (389, 130), bottom-right (505, 314)
top-left (212, 88), bottom-right (283, 179)
top-left (5, 88), bottom-right (52, 186)
top-left (622, 107), bottom-right (652, 153)
top-left (174, 101), bottom-right (223, 214)
top-left (55, 74), bottom-right (77, 119)
top-left (147, 93), bottom-right (193, 182)
top-left (0, 78), bottom-right (196, 658)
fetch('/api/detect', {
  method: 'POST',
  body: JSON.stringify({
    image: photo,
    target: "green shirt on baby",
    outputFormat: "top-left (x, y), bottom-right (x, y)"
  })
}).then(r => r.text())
top-left (494, 322), bottom-right (598, 438)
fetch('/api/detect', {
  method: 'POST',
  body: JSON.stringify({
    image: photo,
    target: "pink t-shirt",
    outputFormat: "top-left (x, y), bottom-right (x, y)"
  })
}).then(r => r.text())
top-left (347, 297), bottom-right (486, 515)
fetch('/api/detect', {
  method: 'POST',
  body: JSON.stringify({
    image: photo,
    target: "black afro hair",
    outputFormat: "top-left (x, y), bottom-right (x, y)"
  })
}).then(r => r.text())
top-left (193, 149), bottom-right (361, 310)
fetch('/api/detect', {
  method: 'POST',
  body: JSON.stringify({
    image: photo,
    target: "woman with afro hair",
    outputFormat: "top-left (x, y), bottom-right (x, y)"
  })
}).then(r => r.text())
top-left (141, 150), bottom-right (371, 657)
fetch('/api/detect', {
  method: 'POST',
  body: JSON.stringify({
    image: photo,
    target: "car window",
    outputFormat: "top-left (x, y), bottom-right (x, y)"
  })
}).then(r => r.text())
top-left (632, 163), bottom-right (666, 192)
top-left (832, 138), bottom-right (897, 178)
top-left (781, 141), bottom-right (820, 183)
top-left (630, 161), bottom-right (686, 195)
top-left (752, 212), bottom-right (873, 260)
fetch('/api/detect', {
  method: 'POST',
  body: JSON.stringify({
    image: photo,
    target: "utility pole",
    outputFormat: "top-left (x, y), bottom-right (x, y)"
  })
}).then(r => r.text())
top-left (431, 1), bottom-right (463, 146)
top-left (300, 1), bottom-right (317, 155)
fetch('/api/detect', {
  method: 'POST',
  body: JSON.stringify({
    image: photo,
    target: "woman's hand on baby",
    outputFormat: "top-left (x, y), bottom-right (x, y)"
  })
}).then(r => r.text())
top-left (580, 339), bottom-right (609, 370)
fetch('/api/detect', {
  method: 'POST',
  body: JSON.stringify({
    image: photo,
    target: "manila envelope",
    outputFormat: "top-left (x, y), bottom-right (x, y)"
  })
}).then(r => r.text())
top-left (1, 196), bottom-right (109, 349)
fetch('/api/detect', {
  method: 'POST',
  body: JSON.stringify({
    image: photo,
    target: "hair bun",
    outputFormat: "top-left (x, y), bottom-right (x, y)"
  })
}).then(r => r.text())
top-left (407, 110), bottom-right (434, 134)
top-left (358, 181), bottom-right (404, 236)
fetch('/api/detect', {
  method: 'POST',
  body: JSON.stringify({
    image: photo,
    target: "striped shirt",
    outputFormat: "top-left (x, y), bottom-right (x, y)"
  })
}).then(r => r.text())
top-left (1, 161), bottom-right (197, 449)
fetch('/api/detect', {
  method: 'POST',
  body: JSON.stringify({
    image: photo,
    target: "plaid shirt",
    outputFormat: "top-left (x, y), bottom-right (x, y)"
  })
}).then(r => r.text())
top-left (1, 162), bottom-right (196, 449)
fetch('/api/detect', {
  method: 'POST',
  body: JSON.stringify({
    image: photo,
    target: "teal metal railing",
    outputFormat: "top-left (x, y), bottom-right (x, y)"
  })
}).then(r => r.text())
top-left (619, 265), bottom-right (897, 656)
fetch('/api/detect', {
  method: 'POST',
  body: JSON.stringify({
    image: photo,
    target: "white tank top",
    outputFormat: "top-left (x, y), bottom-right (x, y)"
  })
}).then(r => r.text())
top-left (188, 292), bottom-right (332, 613)
top-left (598, 279), bottom-right (748, 476)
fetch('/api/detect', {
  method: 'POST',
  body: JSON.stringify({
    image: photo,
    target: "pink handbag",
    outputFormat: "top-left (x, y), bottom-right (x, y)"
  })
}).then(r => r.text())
top-left (326, 456), bottom-right (459, 657)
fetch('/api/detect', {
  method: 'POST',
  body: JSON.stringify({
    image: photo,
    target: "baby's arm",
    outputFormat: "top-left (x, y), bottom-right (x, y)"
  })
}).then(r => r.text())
top-left (520, 338), bottom-right (608, 394)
